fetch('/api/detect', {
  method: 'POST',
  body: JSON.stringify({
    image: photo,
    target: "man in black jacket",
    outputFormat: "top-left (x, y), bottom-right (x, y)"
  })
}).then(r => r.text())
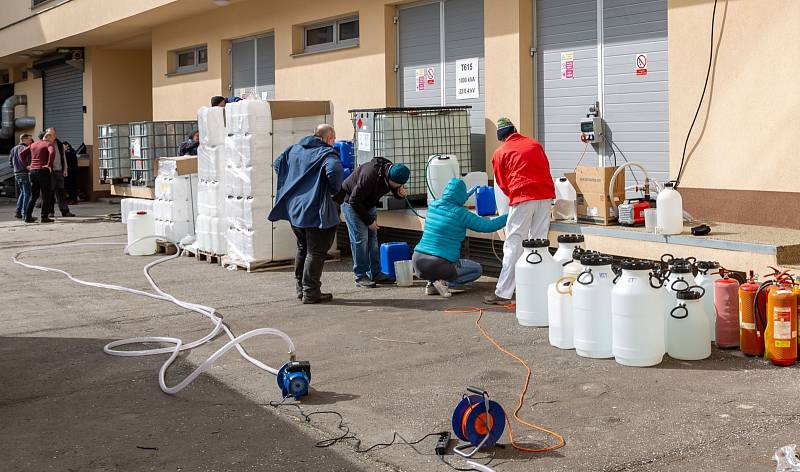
top-left (341, 157), bottom-right (410, 288)
top-left (42, 128), bottom-right (75, 218)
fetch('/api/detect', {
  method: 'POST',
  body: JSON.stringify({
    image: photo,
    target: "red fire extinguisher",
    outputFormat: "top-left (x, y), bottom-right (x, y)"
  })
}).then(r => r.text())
top-left (738, 271), bottom-right (764, 356)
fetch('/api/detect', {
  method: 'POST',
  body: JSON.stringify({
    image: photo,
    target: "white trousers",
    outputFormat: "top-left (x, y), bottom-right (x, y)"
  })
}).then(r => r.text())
top-left (495, 199), bottom-right (552, 299)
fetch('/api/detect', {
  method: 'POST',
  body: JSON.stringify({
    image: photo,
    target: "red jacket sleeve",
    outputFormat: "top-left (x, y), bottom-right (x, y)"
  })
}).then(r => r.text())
top-left (46, 145), bottom-right (55, 168)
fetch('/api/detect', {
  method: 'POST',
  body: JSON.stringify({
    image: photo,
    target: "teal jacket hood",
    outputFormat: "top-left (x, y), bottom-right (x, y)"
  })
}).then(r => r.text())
top-left (437, 178), bottom-right (468, 207)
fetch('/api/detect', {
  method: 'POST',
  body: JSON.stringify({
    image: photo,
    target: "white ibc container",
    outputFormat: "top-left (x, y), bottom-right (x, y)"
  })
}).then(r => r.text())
top-left (552, 177), bottom-right (578, 222)
top-left (572, 254), bottom-right (615, 358)
top-left (656, 182), bottom-right (683, 235)
top-left (612, 259), bottom-right (667, 367)
top-left (548, 277), bottom-right (575, 349)
top-left (462, 171), bottom-right (488, 207)
top-left (197, 106), bottom-right (226, 147)
top-left (494, 185), bottom-right (510, 215)
top-left (667, 287), bottom-right (711, 361)
top-left (515, 239), bottom-right (561, 327)
top-left (127, 210), bottom-right (156, 256)
top-left (694, 261), bottom-right (722, 342)
top-left (553, 234), bottom-right (584, 265)
top-left (426, 154), bottom-right (460, 205)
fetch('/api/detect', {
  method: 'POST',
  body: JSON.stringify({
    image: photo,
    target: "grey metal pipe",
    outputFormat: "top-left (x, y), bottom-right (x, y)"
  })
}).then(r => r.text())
top-left (0, 95), bottom-right (35, 140)
top-left (14, 117), bottom-right (36, 130)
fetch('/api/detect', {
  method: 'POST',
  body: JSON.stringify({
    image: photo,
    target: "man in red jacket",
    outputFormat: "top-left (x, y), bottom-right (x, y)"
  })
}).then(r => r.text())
top-left (484, 118), bottom-right (555, 305)
top-left (20, 131), bottom-right (57, 223)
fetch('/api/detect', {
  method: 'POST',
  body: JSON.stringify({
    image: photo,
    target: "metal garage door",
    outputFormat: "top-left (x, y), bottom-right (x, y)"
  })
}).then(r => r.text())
top-left (231, 34), bottom-right (275, 99)
top-left (43, 62), bottom-right (83, 146)
top-left (536, 0), bottom-right (668, 184)
top-left (398, 0), bottom-right (486, 170)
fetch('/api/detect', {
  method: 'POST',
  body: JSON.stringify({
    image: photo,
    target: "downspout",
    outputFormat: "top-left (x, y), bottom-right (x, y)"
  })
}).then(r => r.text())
top-left (0, 95), bottom-right (36, 139)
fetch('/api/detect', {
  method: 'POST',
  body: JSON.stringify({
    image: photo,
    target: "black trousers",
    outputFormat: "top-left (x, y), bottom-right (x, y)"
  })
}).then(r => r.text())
top-left (292, 225), bottom-right (337, 299)
top-left (45, 171), bottom-right (69, 216)
top-left (26, 169), bottom-right (52, 219)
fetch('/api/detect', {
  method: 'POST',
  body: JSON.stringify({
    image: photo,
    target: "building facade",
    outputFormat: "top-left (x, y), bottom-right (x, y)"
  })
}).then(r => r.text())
top-left (0, 0), bottom-right (797, 227)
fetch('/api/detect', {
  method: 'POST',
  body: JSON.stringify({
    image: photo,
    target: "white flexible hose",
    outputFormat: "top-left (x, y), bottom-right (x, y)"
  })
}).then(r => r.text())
top-left (11, 236), bottom-right (296, 395)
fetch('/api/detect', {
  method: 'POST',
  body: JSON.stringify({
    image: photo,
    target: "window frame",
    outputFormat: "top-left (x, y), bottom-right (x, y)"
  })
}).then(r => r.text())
top-left (173, 45), bottom-right (208, 74)
top-left (302, 16), bottom-right (359, 54)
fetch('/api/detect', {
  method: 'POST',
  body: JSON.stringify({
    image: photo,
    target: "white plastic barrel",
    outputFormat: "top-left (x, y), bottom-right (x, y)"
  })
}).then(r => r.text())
top-left (552, 177), bottom-right (577, 222)
top-left (426, 154), bottom-right (460, 204)
top-left (494, 185), bottom-right (510, 215)
top-left (462, 171), bottom-right (488, 208)
top-left (656, 182), bottom-right (683, 235)
top-left (612, 260), bottom-right (667, 367)
top-left (665, 263), bottom-right (697, 296)
top-left (572, 254), bottom-right (615, 358)
top-left (553, 234), bottom-right (584, 265)
top-left (515, 239), bottom-right (561, 327)
top-left (548, 277), bottom-right (575, 349)
top-left (695, 261), bottom-right (722, 342)
top-left (667, 287), bottom-right (711, 360)
top-left (127, 210), bottom-right (156, 256)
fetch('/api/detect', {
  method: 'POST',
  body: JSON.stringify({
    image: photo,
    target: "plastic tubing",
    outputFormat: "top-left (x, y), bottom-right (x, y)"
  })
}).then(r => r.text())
top-left (11, 236), bottom-right (296, 395)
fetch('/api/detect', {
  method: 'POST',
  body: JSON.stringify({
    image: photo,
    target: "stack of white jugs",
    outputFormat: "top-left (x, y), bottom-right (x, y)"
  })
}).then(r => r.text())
top-left (153, 159), bottom-right (197, 243)
top-left (120, 198), bottom-right (154, 226)
top-left (196, 106), bottom-right (228, 254)
top-left (223, 99), bottom-right (294, 263)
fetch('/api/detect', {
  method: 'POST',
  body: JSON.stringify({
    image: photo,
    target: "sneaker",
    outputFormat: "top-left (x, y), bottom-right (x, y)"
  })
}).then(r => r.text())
top-left (62, 212), bottom-right (76, 217)
top-left (24, 217), bottom-right (36, 223)
top-left (372, 273), bottom-right (396, 285)
top-left (425, 283), bottom-right (438, 296)
top-left (303, 293), bottom-right (333, 304)
top-left (47, 214), bottom-right (54, 219)
top-left (483, 293), bottom-right (512, 305)
top-left (40, 217), bottom-right (54, 223)
top-left (448, 284), bottom-right (468, 293)
top-left (355, 277), bottom-right (377, 288)
top-left (14, 213), bottom-right (22, 219)
top-left (432, 280), bottom-right (451, 298)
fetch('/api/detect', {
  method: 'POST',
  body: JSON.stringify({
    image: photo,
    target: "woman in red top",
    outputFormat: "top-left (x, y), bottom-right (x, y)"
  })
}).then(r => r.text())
top-left (484, 118), bottom-right (555, 305)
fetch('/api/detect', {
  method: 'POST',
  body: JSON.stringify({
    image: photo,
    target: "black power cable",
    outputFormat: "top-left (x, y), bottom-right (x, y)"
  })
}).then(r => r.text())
top-left (675, 0), bottom-right (719, 187)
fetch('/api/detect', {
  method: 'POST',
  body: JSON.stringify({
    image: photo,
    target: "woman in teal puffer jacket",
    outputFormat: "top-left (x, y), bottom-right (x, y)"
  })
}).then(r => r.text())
top-left (413, 178), bottom-right (508, 298)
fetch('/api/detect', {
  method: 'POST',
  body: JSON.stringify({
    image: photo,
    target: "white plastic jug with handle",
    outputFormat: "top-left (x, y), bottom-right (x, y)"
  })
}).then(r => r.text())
top-left (394, 260), bottom-right (414, 287)
top-left (127, 211), bottom-right (156, 256)
top-left (572, 254), bottom-right (615, 358)
top-left (552, 177), bottom-right (577, 222)
top-left (656, 182), bottom-right (683, 235)
top-left (515, 239), bottom-right (561, 327)
top-left (548, 277), bottom-right (576, 349)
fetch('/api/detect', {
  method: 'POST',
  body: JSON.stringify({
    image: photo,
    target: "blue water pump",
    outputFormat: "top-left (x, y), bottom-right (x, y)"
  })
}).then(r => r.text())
top-left (277, 361), bottom-right (312, 400)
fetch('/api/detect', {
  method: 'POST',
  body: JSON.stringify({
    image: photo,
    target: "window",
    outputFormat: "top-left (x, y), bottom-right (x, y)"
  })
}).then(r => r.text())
top-left (172, 45), bottom-right (208, 74)
top-left (303, 16), bottom-right (359, 53)
top-left (32, 0), bottom-right (54, 6)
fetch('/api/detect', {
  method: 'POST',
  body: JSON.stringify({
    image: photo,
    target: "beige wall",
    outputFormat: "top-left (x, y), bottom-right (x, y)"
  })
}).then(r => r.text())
top-left (668, 0), bottom-right (800, 193)
top-left (12, 76), bottom-right (43, 140)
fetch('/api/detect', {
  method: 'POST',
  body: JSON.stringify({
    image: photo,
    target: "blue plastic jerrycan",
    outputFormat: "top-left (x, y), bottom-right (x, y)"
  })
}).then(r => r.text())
top-left (475, 186), bottom-right (497, 216)
top-left (380, 242), bottom-right (411, 279)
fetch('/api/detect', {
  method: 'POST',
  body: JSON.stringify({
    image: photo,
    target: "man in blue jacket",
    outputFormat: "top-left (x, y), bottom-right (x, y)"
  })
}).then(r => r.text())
top-left (413, 178), bottom-right (508, 298)
top-left (268, 124), bottom-right (344, 304)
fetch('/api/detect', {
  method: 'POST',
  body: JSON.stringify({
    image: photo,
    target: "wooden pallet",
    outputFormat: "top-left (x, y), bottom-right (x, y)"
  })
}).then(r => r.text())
top-left (155, 240), bottom-right (178, 255)
top-left (99, 176), bottom-right (130, 185)
top-left (195, 249), bottom-right (224, 265)
top-left (221, 254), bottom-right (341, 273)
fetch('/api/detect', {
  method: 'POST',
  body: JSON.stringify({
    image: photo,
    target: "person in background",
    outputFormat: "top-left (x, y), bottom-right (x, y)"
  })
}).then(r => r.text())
top-left (484, 117), bottom-right (555, 305)
top-left (413, 178), bottom-right (508, 298)
top-left (178, 130), bottom-right (200, 156)
top-left (20, 131), bottom-right (56, 223)
top-left (63, 141), bottom-right (79, 204)
top-left (341, 158), bottom-right (410, 288)
top-left (268, 124), bottom-right (344, 304)
top-left (211, 96), bottom-right (226, 107)
top-left (43, 128), bottom-right (75, 218)
top-left (9, 133), bottom-right (33, 219)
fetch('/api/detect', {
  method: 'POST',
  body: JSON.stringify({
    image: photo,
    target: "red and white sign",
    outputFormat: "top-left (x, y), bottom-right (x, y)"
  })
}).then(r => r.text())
top-left (635, 53), bottom-right (648, 76)
top-left (426, 67), bottom-right (436, 85)
top-left (561, 51), bottom-right (574, 80)
top-left (415, 68), bottom-right (425, 91)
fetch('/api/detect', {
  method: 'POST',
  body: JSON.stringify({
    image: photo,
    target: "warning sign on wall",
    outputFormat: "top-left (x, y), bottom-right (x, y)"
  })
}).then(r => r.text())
top-left (635, 53), bottom-right (648, 76)
top-left (561, 52), bottom-right (574, 80)
top-left (426, 67), bottom-right (436, 85)
top-left (416, 68), bottom-right (425, 91)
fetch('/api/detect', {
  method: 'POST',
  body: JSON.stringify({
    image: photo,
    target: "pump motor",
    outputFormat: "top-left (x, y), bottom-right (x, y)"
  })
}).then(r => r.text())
top-left (277, 361), bottom-right (312, 400)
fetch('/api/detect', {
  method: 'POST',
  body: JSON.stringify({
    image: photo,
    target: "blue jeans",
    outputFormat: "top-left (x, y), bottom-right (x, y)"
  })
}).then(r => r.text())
top-left (450, 259), bottom-right (483, 286)
top-left (15, 174), bottom-right (31, 216)
top-left (342, 202), bottom-right (381, 280)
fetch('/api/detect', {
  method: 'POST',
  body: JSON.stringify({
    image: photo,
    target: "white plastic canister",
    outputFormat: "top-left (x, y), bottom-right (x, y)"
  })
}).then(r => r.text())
top-left (515, 239), bottom-right (561, 327)
top-left (127, 210), bottom-right (156, 256)
top-left (548, 277), bottom-right (576, 349)
top-left (462, 171), bottom-right (488, 207)
top-left (572, 254), bottom-right (615, 358)
top-left (656, 182), bottom-right (683, 235)
top-left (553, 234), bottom-right (584, 265)
top-left (494, 185), bottom-right (510, 215)
top-left (552, 177), bottom-right (578, 222)
top-left (667, 286), bottom-right (711, 360)
top-left (694, 261), bottom-right (722, 342)
top-left (612, 259), bottom-right (667, 367)
top-left (426, 154), bottom-right (460, 205)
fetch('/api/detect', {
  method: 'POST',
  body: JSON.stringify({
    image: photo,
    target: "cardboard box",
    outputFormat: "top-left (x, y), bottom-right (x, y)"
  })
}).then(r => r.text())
top-left (571, 166), bottom-right (626, 225)
top-left (110, 184), bottom-right (155, 200)
top-left (158, 155), bottom-right (198, 176)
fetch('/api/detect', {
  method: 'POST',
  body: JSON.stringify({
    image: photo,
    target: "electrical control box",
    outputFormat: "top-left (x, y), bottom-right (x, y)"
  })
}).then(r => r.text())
top-left (580, 117), bottom-right (604, 144)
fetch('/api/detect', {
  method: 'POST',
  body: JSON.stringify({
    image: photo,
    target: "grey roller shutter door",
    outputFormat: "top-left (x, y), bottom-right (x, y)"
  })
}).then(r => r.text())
top-left (231, 39), bottom-right (256, 98)
top-left (602, 0), bottom-right (669, 184)
top-left (256, 34), bottom-right (276, 99)
top-left (398, 2), bottom-right (442, 108)
top-left (43, 63), bottom-right (83, 146)
top-left (444, 0), bottom-right (485, 171)
top-left (536, 0), bottom-right (599, 179)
